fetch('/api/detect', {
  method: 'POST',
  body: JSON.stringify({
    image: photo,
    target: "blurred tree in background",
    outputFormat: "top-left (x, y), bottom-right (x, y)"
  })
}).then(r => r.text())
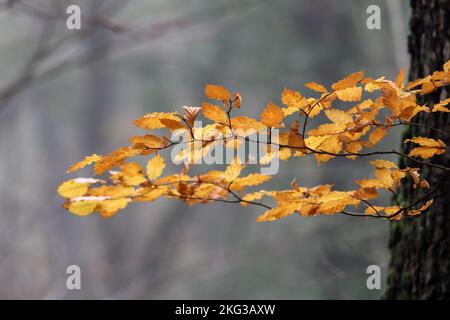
top-left (386, 0), bottom-right (450, 299)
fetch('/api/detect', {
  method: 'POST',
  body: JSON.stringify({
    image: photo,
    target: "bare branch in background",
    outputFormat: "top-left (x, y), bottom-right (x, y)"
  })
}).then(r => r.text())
top-left (0, 0), bottom-right (266, 113)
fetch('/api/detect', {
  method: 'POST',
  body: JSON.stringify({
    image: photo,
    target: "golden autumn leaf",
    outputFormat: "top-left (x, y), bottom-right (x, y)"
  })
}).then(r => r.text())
top-left (409, 147), bottom-right (445, 159)
top-left (308, 123), bottom-right (345, 136)
top-left (98, 198), bottom-right (131, 217)
top-left (364, 79), bottom-right (383, 92)
top-left (135, 187), bottom-right (167, 202)
top-left (94, 146), bottom-right (140, 175)
top-left (335, 86), bottom-right (363, 102)
top-left (231, 174), bottom-right (271, 191)
top-left (114, 162), bottom-right (147, 186)
top-left (304, 81), bottom-right (327, 93)
top-left (370, 159), bottom-right (398, 169)
top-left (146, 154), bottom-right (165, 181)
top-left (301, 98), bottom-right (323, 118)
top-left (395, 68), bottom-right (405, 88)
top-left (331, 70), bottom-right (365, 90)
top-left (225, 161), bottom-right (243, 182)
top-left (68, 200), bottom-right (99, 216)
top-left (260, 101), bottom-right (284, 128)
top-left (256, 204), bottom-right (298, 222)
top-left (433, 98), bottom-right (450, 112)
top-left (88, 185), bottom-right (136, 199)
top-left (353, 187), bottom-right (378, 200)
top-left (405, 137), bottom-right (445, 148)
top-left (160, 118), bottom-right (186, 131)
top-left (202, 102), bottom-right (228, 124)
top-left (129, 134), bottom-right (162, 149)
top-left (405, 137), bottom-right (446, 159)
top-left (230, 116), bottom-right (266, 131)
top-left (134, 112), bottom-right (180, 130)
top-left (205, 84), bottom-right (230, 102)
top-left (324, 109), bottom-right (353, 125)
top-left (281, 88), bottom-right (308, 110)
top-left (58, 180), bottom-right (89, 198)
top-left (241, 191), bottom-right (268, 206)
top-left (67, 154), bottom-right (101, 173)
top-left (368, 127), bottom-right (387, 145)
top-left (312, 135), bottom-right (342, 164)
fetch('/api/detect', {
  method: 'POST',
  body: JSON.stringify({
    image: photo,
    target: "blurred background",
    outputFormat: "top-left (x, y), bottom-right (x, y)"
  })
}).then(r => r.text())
top-left (0, 0), bottom-right (409, 299)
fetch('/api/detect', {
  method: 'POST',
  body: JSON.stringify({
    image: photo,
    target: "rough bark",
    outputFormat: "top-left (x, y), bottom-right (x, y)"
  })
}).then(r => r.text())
top-left (384, 0), bottom-right (450, 299)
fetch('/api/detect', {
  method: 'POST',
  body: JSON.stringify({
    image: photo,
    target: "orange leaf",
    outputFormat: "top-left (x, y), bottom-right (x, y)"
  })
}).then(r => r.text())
top-left (205, 84), bottom-right (230, 101)
top-left (260, 101), bottom-right (284, 128)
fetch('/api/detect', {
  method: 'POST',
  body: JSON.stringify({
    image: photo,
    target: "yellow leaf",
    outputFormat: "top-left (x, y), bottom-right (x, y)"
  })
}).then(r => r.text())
top-left (433, 98), bottom-right (450, 112)
top-left (364, 206), bottom-right (385, 216)
top-left (231, 174), bottom-right (271, 191)
top-left (304, 98), bottom-right (323, 118)
top-left (146, 154), bottom-right (165, 180)
top-left (304, 135), bottom-right (328, 150)
top-left (256, 204), bottom-right (298, 222)
top-left (89, 185), bottom-right (136, 199)
top-left (94, 147), bottom-right (141, 175)
top-left (313, 135), bottom-right (342, 164)
top-left (324, 109), bottom-right (353, 124)
top-left (353, 187), bottom-right (378, 200)
top-left (230, 116), bottom-right (266, 131)
top-left (68, 200), bottom-right (98, 216)
top-left (332, 70), bottom-right (365, 90)
top-left (281, 88), bottom-right (307, 109)
top-left (335, 86), bottom-right (362, 102)
top-left (205, 84), bottom-right (230, 101)
top-left (304, 82), bottom-right (327, 93)
top-left (160, 118), bottom-right (186, 131)
top-left (260, 101), bottom-right (284, 128)
top-left (115, 162), bottom-right (147, 186)
top-left (98, 198), bottom-right (131, 217)
top-left (345, 141), bottom-right (362, 159)
top-left (135, 187), bottom-right (168, 202)
top-left (225, 162), bottom-right (243, 182)
top-left (409, 146), bottom-right (445, 159)
top-left (67, 154), bottom-right (101, 173)
top-left (58, 180), bottom-right (89, 198)
top-left (133, 112), bottom-right (180, 130)
top-left (405, 137), bottom-right (445, 148)
top-left (129, 135), bottom-right (162, 148)
top-left (395, 68), bottom-right (405, 88)
top-left (368, 128), bottom-right (387, 145)
top-left (202, 102), bottom-right (228, 124)
top-left (282, 106), bottom-right (299, 116)
top-left (308, 123), bottom-right (345, 136)
top-left (370, 159), bottom-right (397, 169)
top-left (364, 80), bottom-right (382, 92)
top-left (241, 191), bottom-right (268, 206)
top-left (356, 166), bottom-right (396, 190)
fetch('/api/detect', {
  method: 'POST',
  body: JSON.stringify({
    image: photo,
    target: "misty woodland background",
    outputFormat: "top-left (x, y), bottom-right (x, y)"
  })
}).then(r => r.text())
top-left (0, 0), bottom-right (409, 299)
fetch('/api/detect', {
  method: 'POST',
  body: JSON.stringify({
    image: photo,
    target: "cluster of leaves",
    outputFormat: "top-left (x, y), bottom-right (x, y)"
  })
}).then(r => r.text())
top-left (58, 60), bottom-right (450, 221)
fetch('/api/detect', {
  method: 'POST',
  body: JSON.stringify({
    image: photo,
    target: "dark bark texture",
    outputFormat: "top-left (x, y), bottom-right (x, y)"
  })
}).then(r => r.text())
top-left (385, 0), bottom-right (450, 299)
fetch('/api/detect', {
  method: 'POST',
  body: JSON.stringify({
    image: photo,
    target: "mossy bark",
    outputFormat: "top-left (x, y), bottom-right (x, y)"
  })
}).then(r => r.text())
top-left (384, 0), bottom-right (450, 299)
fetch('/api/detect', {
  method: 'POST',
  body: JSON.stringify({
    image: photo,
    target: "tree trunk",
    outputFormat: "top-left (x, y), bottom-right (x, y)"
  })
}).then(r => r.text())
top-left (385, 0), bottom-right (450, 299)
